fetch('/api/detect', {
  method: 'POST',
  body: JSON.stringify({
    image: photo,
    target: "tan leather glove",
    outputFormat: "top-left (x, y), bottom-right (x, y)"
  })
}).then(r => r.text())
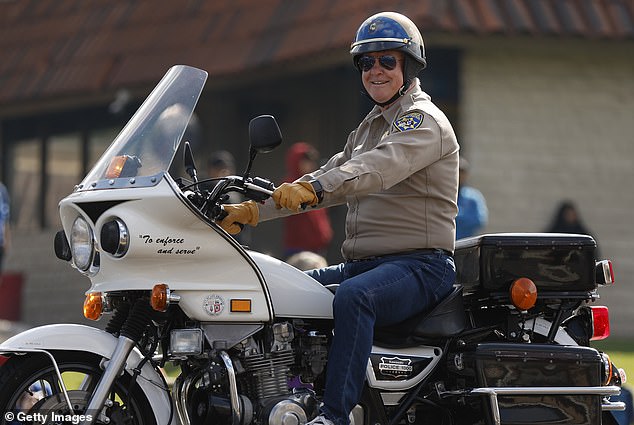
top-left (272, 182), bottom-right (318, 212)
top-left (217, 201), bottom-right (259, 234)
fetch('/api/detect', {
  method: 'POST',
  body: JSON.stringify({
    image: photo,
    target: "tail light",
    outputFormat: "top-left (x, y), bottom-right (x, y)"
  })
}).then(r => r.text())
top-left (590, 306), bottom-right (610, 340)
top-left (596, 260), bottom-right (614, 285)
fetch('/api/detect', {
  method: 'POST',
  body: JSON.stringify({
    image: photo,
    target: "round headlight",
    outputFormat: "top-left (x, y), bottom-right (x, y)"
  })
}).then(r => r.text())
top-left (101, 218), bottom-right (130, 257)
top-left (71, 216), bottom-right (94, 271)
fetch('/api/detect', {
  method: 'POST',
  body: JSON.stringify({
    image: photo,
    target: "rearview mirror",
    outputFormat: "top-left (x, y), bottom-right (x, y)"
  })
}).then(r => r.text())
top-left (249, 115), bottom-right (282, 153)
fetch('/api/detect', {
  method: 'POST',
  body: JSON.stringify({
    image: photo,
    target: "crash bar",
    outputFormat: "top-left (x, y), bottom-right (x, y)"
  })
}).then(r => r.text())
top-left (470, 386), bottom-right (624, 425)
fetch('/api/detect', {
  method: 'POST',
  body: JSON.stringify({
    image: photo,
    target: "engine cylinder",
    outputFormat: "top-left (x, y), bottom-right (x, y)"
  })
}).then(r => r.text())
top-left (241, 349), bottom-right (295, 400)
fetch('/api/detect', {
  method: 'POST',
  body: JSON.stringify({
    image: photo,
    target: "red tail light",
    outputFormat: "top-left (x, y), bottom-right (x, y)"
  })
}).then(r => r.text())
top-left (590, 306), bottom-right (610, 340)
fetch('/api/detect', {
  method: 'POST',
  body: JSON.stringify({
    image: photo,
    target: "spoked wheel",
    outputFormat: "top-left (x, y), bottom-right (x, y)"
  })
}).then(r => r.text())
top-left (0, 351), bottom-right (156, 425)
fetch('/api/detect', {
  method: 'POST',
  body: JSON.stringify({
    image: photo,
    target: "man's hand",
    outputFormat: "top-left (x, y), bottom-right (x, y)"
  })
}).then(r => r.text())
top-left (272, 182), bottom-right (318, 212)
top-left (217, 201), bottom-right (259, 234)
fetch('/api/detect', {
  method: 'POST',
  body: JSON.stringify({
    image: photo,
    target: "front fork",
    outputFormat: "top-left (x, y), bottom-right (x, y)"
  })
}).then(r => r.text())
top-left (81, 299), bottom-right (155, 425)
top-left (81, 336), bottom-right (137, 425)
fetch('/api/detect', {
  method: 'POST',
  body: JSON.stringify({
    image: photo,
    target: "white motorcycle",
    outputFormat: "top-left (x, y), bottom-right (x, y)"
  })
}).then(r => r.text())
top-left (0, 65), bottom-right (626, 425)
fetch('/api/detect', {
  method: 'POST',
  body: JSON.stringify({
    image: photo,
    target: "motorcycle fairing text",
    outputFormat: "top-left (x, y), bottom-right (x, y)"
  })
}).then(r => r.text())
top-left (139, 234), bottom-right (200, 255)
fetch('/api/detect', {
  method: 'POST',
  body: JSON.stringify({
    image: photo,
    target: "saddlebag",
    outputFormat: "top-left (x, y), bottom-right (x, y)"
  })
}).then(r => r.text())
top-left (455, 343), bottom-right (604, 425)
top-left (454, 233), bottom-right (597, 297)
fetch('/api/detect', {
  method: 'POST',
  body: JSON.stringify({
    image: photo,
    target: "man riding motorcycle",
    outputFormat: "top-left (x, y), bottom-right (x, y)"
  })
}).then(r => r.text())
top-left (218, 11), bottom-right (460, 425)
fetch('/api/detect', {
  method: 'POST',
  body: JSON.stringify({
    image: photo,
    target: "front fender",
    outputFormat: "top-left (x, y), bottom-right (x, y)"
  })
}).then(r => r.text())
top-left (0, 324), bottom-right (177, 424)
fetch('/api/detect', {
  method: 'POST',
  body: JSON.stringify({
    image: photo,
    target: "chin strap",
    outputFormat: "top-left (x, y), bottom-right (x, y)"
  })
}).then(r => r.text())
top-left (361, 79), bottom-right (411, 107)
top-left (376, 80), bottom-right (411, 107)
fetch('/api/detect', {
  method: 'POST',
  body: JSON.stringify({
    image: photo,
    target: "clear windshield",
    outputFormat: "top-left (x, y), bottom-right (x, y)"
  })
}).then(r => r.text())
top-left (78, 65), bottom-right (208, 191)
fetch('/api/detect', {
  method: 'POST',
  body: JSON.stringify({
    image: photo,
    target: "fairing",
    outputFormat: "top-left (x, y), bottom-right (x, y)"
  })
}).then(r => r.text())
top-left (59, 65), bottom-right (332, 323)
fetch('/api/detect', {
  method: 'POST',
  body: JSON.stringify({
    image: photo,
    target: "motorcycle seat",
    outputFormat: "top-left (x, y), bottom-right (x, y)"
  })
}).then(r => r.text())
top-left (373, 285), bottom-right (466, 347)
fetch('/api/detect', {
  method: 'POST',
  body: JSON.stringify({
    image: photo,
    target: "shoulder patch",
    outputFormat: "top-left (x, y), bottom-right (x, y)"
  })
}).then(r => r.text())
top-left (393, 112), bottom-right (424, 132)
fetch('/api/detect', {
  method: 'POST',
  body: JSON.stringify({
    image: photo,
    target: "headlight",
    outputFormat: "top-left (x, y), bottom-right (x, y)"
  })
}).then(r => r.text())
top-left (71, 216), bottom-right (94, 271)
top-left (100, 218), bottom-right (130, 257)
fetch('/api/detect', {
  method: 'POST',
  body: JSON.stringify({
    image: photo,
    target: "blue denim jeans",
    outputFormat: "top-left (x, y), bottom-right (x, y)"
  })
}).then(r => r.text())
top-left (305, 249), bottom-right (456, 425)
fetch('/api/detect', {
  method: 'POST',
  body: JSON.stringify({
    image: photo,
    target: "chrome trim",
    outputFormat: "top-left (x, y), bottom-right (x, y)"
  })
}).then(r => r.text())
top-left (174, 373), bottom-right (195, 425)
top-left (220, 351), bottom-right (242, 425)
top-left (351, 37), bottom-right (411, 48)
top-left (603, 400), bottom-right (627, 411)
top-left (109, 218), bottom-right (130, 257)
top-left (470, 386), bottom-right (623, 425)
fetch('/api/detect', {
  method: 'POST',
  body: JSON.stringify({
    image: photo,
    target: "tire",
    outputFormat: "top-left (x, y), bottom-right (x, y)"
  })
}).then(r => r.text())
top-left (0, 351), bottom-right (157, 425)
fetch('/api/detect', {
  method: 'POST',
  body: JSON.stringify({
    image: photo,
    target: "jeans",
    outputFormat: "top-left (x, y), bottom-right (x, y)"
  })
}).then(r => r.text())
top-left (306, 250), bottom-right (456, 425)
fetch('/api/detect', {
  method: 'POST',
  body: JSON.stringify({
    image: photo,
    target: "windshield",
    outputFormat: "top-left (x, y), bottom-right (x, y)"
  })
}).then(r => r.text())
top-left (78, 65), bottom-right (208, 191)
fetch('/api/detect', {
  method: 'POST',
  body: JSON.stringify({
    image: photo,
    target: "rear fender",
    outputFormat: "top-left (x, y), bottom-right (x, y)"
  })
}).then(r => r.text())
top-left (0, 324), bottom-right (176, 424)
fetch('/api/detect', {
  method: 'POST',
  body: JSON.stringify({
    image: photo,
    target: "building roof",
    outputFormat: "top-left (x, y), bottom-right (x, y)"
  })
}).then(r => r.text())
top-left (0, 0), bottom-right (632, 108)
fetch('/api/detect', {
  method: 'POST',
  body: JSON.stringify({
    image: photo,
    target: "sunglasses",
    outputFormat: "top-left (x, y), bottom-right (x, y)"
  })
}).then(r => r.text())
top-left (357, 55), bottom-right (399, 72)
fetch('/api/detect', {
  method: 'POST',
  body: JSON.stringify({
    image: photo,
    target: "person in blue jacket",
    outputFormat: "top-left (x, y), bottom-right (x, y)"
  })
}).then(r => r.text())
top-left (456, 158), bottom-right (488, 239)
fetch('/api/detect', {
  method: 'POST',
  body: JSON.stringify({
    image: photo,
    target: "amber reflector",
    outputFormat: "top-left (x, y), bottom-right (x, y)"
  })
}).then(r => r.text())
top-left (509, 278), bottom-right (537, 310)
top-left (151, 284), bottom-right (169, 312)
top-left (105, 156), bottom-right (128, 179)
top-left (83, 292), bottom-right (103, 320)
top-left (230, 299), bottom-right (252, 313)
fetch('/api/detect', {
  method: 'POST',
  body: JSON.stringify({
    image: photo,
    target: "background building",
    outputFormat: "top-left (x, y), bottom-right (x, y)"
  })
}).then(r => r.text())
top-left (0, 0), bottom-right (633, 336)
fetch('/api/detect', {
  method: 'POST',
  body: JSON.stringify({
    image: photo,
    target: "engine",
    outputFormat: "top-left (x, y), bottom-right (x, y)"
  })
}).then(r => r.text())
top-left (186, 321), bottom-right (328, 425)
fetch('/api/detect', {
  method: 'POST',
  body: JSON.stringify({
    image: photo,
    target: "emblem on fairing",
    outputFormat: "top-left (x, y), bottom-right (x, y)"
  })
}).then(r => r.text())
top-left (378, 356), bottom-right (414, 377)
top-left (203, 294), bottom-right (225, 316)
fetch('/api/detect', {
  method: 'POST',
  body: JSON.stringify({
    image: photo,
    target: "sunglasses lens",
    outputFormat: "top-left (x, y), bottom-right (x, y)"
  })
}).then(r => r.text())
top-left (358, 55), bottom-right (398, 72)
top-left (358, 56), bottom-right (375, 72)
top-left (379, 55), bottom-right (397, 70)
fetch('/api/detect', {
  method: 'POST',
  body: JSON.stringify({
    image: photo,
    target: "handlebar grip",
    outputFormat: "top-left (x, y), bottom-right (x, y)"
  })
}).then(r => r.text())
top-left (216, 207), bottom-right (244, 231)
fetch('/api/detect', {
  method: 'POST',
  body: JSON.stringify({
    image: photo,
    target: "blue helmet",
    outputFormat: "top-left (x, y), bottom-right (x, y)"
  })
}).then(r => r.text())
top-left (350, 12), bottom-right (426, 70)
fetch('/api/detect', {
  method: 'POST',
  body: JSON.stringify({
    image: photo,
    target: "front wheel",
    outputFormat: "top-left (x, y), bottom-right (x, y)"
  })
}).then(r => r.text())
top-left (0, 351), bottom-right (157, 425)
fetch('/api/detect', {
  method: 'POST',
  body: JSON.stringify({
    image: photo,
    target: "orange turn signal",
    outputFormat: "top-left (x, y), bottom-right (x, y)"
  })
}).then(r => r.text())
top-left (509, 277), bottom-right (537, 311)
top-left (105, 156), bottom-right (128, 179)
top-left (84, 292), bottom-right (103, 320)
top-left (151, 284), bottom-right (169, 312)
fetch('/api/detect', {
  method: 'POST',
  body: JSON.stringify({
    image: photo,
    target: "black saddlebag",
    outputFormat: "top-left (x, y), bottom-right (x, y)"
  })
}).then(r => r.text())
top-left (458, 343), bottom-right (603, 425)
top-left (454, 233), bottom-right (597, 296)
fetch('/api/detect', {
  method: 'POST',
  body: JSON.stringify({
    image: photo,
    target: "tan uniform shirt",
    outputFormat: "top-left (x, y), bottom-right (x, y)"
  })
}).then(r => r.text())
top-left (260, 79), bottom-right (459, 260)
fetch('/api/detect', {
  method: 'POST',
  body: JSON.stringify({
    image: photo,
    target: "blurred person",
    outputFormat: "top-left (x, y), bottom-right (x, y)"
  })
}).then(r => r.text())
top-left (206, 150), bottom-right (241, 205)
top-left (455, 157), bottom-right (488, 239)
top-left (282, 142), bottom-right (333, 257)
top-left (0, 181), bottom-right (10, 275)
top-left (286, 250), bottom-right (328, 271)
top-left (207, 150), bottom-right (236, 179)
top-left (218, 11), bottom-right (459, 425)
top-left (207, 151), bottom-right (250, 245)
top-left (546, 200), bottom-right (599, 256)
top-left (546, 200), bottom-right (593, 235)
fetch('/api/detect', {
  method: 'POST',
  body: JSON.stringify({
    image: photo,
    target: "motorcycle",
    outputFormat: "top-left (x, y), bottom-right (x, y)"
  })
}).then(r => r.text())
top-left (0, 65), bottom-right (627, 425)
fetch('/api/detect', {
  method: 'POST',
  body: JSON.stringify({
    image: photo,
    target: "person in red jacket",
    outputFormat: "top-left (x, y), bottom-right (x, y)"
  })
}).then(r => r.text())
top-left (282, 142), bottom-right (333, 258)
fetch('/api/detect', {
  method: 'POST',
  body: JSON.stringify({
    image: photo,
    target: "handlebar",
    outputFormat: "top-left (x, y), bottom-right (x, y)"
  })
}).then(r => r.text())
top-left (181, 174), bottom-right (275, 222)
